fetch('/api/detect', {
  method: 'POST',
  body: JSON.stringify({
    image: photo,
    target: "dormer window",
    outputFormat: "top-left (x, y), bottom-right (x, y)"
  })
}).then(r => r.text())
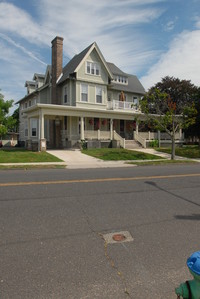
top-left (86, 61), bottom-right (100, 76)
top-left (113, 76), bottom-right (128, 85)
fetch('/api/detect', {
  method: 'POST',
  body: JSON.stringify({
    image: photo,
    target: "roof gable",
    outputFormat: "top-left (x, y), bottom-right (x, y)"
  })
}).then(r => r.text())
top-left (58, 42), bottom-right (113, 84)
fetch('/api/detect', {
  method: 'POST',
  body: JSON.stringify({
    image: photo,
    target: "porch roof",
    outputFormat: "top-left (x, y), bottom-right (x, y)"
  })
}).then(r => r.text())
top-left (23, 103), bottom-right (146, 121)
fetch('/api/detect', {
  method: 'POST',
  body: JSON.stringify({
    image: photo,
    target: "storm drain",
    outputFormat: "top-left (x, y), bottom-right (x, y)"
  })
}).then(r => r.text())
top-left (102, 231), bottom-right (133, 244)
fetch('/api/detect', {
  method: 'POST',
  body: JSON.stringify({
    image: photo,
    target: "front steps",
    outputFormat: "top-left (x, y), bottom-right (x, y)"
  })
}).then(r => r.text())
top-left (125, 140), bottom-right (142, 149)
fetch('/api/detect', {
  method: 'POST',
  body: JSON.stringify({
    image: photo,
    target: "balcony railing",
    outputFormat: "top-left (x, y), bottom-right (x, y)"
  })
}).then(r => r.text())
top-left (107, 100), bottom-right (140, 112)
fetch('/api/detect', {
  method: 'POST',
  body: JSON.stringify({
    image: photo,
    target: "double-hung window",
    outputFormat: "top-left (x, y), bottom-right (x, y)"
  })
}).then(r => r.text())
top-left (86, 61), bottom-right (100, 76)
top-left (31, 119), bottom-right (37, 137)
top-left (96, 87), bottom-right (102, 104)
top-left (64, 86), bottom-right (68, 103)
top-left (81, 84), bottom-right (88, 102)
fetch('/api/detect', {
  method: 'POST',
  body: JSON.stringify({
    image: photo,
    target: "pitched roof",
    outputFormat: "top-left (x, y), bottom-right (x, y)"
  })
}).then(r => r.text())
top-left (33, 73), bottom-right (45, 80)
top-left (107, 62), bottom-right (145, 95)
top-left (106, 62), bottom-right (126, 76)
top-left (58, 43), bottom-right (94, 84)
top-left (25, 81), bottom-right (36, 87)
top-left (109, 75), bottom-right (145, 95)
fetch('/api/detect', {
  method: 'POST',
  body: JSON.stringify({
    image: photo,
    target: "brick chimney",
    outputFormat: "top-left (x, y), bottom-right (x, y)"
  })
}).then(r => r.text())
top-left (51, 36), bottom-right (63, 104)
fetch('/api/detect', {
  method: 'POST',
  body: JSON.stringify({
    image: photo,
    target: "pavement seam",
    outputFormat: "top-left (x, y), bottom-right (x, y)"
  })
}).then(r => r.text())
top-left (76, 197), bottom-right (132, 298)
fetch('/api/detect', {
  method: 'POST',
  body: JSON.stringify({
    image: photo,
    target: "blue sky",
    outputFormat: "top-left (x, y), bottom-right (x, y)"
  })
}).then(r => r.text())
top-left (0, 0), bottom-right (200, 111)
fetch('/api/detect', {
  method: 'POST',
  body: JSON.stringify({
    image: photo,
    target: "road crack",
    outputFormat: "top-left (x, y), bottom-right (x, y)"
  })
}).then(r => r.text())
top-left (98, 232), bottom-right (133, 298)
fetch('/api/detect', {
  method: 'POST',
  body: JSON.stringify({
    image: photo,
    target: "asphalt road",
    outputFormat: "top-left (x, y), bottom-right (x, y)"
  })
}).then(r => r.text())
top-left (0, 164), bottom-right (200, 299)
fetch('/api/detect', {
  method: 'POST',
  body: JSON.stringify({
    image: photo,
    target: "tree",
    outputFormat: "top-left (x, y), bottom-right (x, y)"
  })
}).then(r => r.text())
top-left (184, 87), bottom-right (200, 145)
top-left (140, 77), bottom-right (197, 159)
top-left (12, 107), bottom-right (19, 133)
top-left (0, 91), bottom-right (16, 140)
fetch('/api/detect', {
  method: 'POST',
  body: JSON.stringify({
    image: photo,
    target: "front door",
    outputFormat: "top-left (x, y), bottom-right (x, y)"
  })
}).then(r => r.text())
top-left (94, 118), bottom-right (100, 131)
top-left (120, 120), bottom-right (125, 138)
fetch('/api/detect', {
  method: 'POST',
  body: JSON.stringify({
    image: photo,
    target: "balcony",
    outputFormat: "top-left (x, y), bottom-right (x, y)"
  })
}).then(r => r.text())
top-left (107, 100), bottom-right (140, 112)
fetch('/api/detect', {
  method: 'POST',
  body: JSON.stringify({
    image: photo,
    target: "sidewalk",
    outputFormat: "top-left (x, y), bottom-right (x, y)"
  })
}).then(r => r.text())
top-left (1, 148), bottom-right (198, 170)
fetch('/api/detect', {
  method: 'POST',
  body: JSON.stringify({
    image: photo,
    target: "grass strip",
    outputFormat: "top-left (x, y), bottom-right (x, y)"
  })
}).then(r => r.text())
top-left (127, 160), bottom-right (198, 166)
top-left (156, 145), bottom-right (200, 159)
top-left (0, 164), bottom-right (66, 170)
top-left (0, 149), bottom-right (63, 163)
top-left (82, 148), bottom-right (163, 161)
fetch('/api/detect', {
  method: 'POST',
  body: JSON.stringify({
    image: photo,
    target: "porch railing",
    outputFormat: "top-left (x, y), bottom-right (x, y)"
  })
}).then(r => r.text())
top-left (136, 131), bottom-right (184, 141)
top-left (107, 100), bottom-right (140, 112)
top-left (84, 130), bottom-right (110, 140)
top-left (133, 131), bottom-right (147, 148)
top-left (113, 130), bottom-right (125, 148)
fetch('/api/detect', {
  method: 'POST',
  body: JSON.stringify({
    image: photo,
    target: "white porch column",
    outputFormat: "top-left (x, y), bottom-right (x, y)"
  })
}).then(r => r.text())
top-left (179, 128), bottom-right (183, 140)
top-left (39, 110), bottom-right (46, 151)
top-left (110, 119), bottom-right (113, 140)
top-left (148, 131), bottom-right (151, 140)
top-left (40, 110), bottom-right (44, 139)
top-left (97, 129), bottom-right (100, 140)
top-left (80, 117), bottom-right (85, 140)
top-left (136, 121), bottom-right (139, 134)
top-left (27, 117), bottom-right (31, 139)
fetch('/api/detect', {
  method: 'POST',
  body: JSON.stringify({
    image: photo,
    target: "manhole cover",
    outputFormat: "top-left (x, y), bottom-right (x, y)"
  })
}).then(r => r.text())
top-left (102, 231), bottom-right (133, 244)
top-left (112, 234), bottom-right (126, 242)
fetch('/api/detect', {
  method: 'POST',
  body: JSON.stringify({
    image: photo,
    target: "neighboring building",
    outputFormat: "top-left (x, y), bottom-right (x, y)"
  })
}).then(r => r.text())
top-left (17, 36), bottom-right (183, 151)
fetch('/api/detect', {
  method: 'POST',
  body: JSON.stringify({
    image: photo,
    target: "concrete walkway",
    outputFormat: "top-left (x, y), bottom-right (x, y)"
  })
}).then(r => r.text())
top-left (47, 149), bottom-right (136, 169)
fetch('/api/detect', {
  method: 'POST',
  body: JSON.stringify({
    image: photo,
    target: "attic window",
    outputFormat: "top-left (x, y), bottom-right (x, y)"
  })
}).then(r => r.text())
top-left (86, 61), bottom-right (100, 76)
top-left (113, 76), bottom-right (128, 85)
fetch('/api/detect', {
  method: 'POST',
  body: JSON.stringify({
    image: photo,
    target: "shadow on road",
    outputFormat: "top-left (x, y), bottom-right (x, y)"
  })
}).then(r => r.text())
top-left (145, 180), bottom-right (200, 208)
top-left (174, 214), bottom-right (200, 221)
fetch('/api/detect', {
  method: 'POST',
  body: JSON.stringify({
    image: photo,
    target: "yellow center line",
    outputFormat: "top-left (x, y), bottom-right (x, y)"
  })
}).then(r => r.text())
top-left (0, 173), bottom-right (200, 187)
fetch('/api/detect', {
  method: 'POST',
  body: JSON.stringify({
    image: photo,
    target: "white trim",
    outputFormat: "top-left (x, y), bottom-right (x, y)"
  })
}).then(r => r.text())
top-left (56, 72), bottom-right (63, 83)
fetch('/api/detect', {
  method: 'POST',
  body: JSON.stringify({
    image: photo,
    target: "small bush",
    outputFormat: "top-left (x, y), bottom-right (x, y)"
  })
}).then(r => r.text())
top-left (149, 139), bottom-right (159, 148)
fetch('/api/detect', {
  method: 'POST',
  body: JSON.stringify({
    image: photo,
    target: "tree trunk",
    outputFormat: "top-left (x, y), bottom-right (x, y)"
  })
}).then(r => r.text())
top-left (171, 134), bottom-right (175, 160)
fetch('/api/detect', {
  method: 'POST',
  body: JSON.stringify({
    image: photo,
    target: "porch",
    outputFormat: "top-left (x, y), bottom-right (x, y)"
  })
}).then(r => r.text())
top-left (22, 103), bottom-right (185, 151)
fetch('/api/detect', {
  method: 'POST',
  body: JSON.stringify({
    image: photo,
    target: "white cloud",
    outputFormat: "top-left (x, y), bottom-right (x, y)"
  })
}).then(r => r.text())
top-left (0, 33), bottom-right (47, 66)
top-left (0, 3), bottom-right (51, 45)
top-left (194, 17), bottom-right (200, 29)
top-left (0, 0), bottom-right (166, 105)
top-left (140, 29), bottom-right (200, 89)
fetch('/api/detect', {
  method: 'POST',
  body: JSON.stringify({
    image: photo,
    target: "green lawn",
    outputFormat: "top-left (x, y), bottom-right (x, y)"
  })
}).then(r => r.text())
top-left (156, 145), bottom-right (200, 159)
top-left (82, 148), bottom-right (163, 161)
top-left (0, 149), bottom-right (63, 163)
top-left (128, 160), bottom-right (197, 166)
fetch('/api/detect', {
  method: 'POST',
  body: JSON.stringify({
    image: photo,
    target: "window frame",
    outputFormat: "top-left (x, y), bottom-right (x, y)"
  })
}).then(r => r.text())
top-left (86, 61), bottom-right (101, 76)
top-left (81, 84), bottom-right (88, 102)
top-left (96, 86), bottom-right (103, 104)
top-left (63, 85), bottom-right (68, 104)
top-left (31, 119), bottom-right (37, 137)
